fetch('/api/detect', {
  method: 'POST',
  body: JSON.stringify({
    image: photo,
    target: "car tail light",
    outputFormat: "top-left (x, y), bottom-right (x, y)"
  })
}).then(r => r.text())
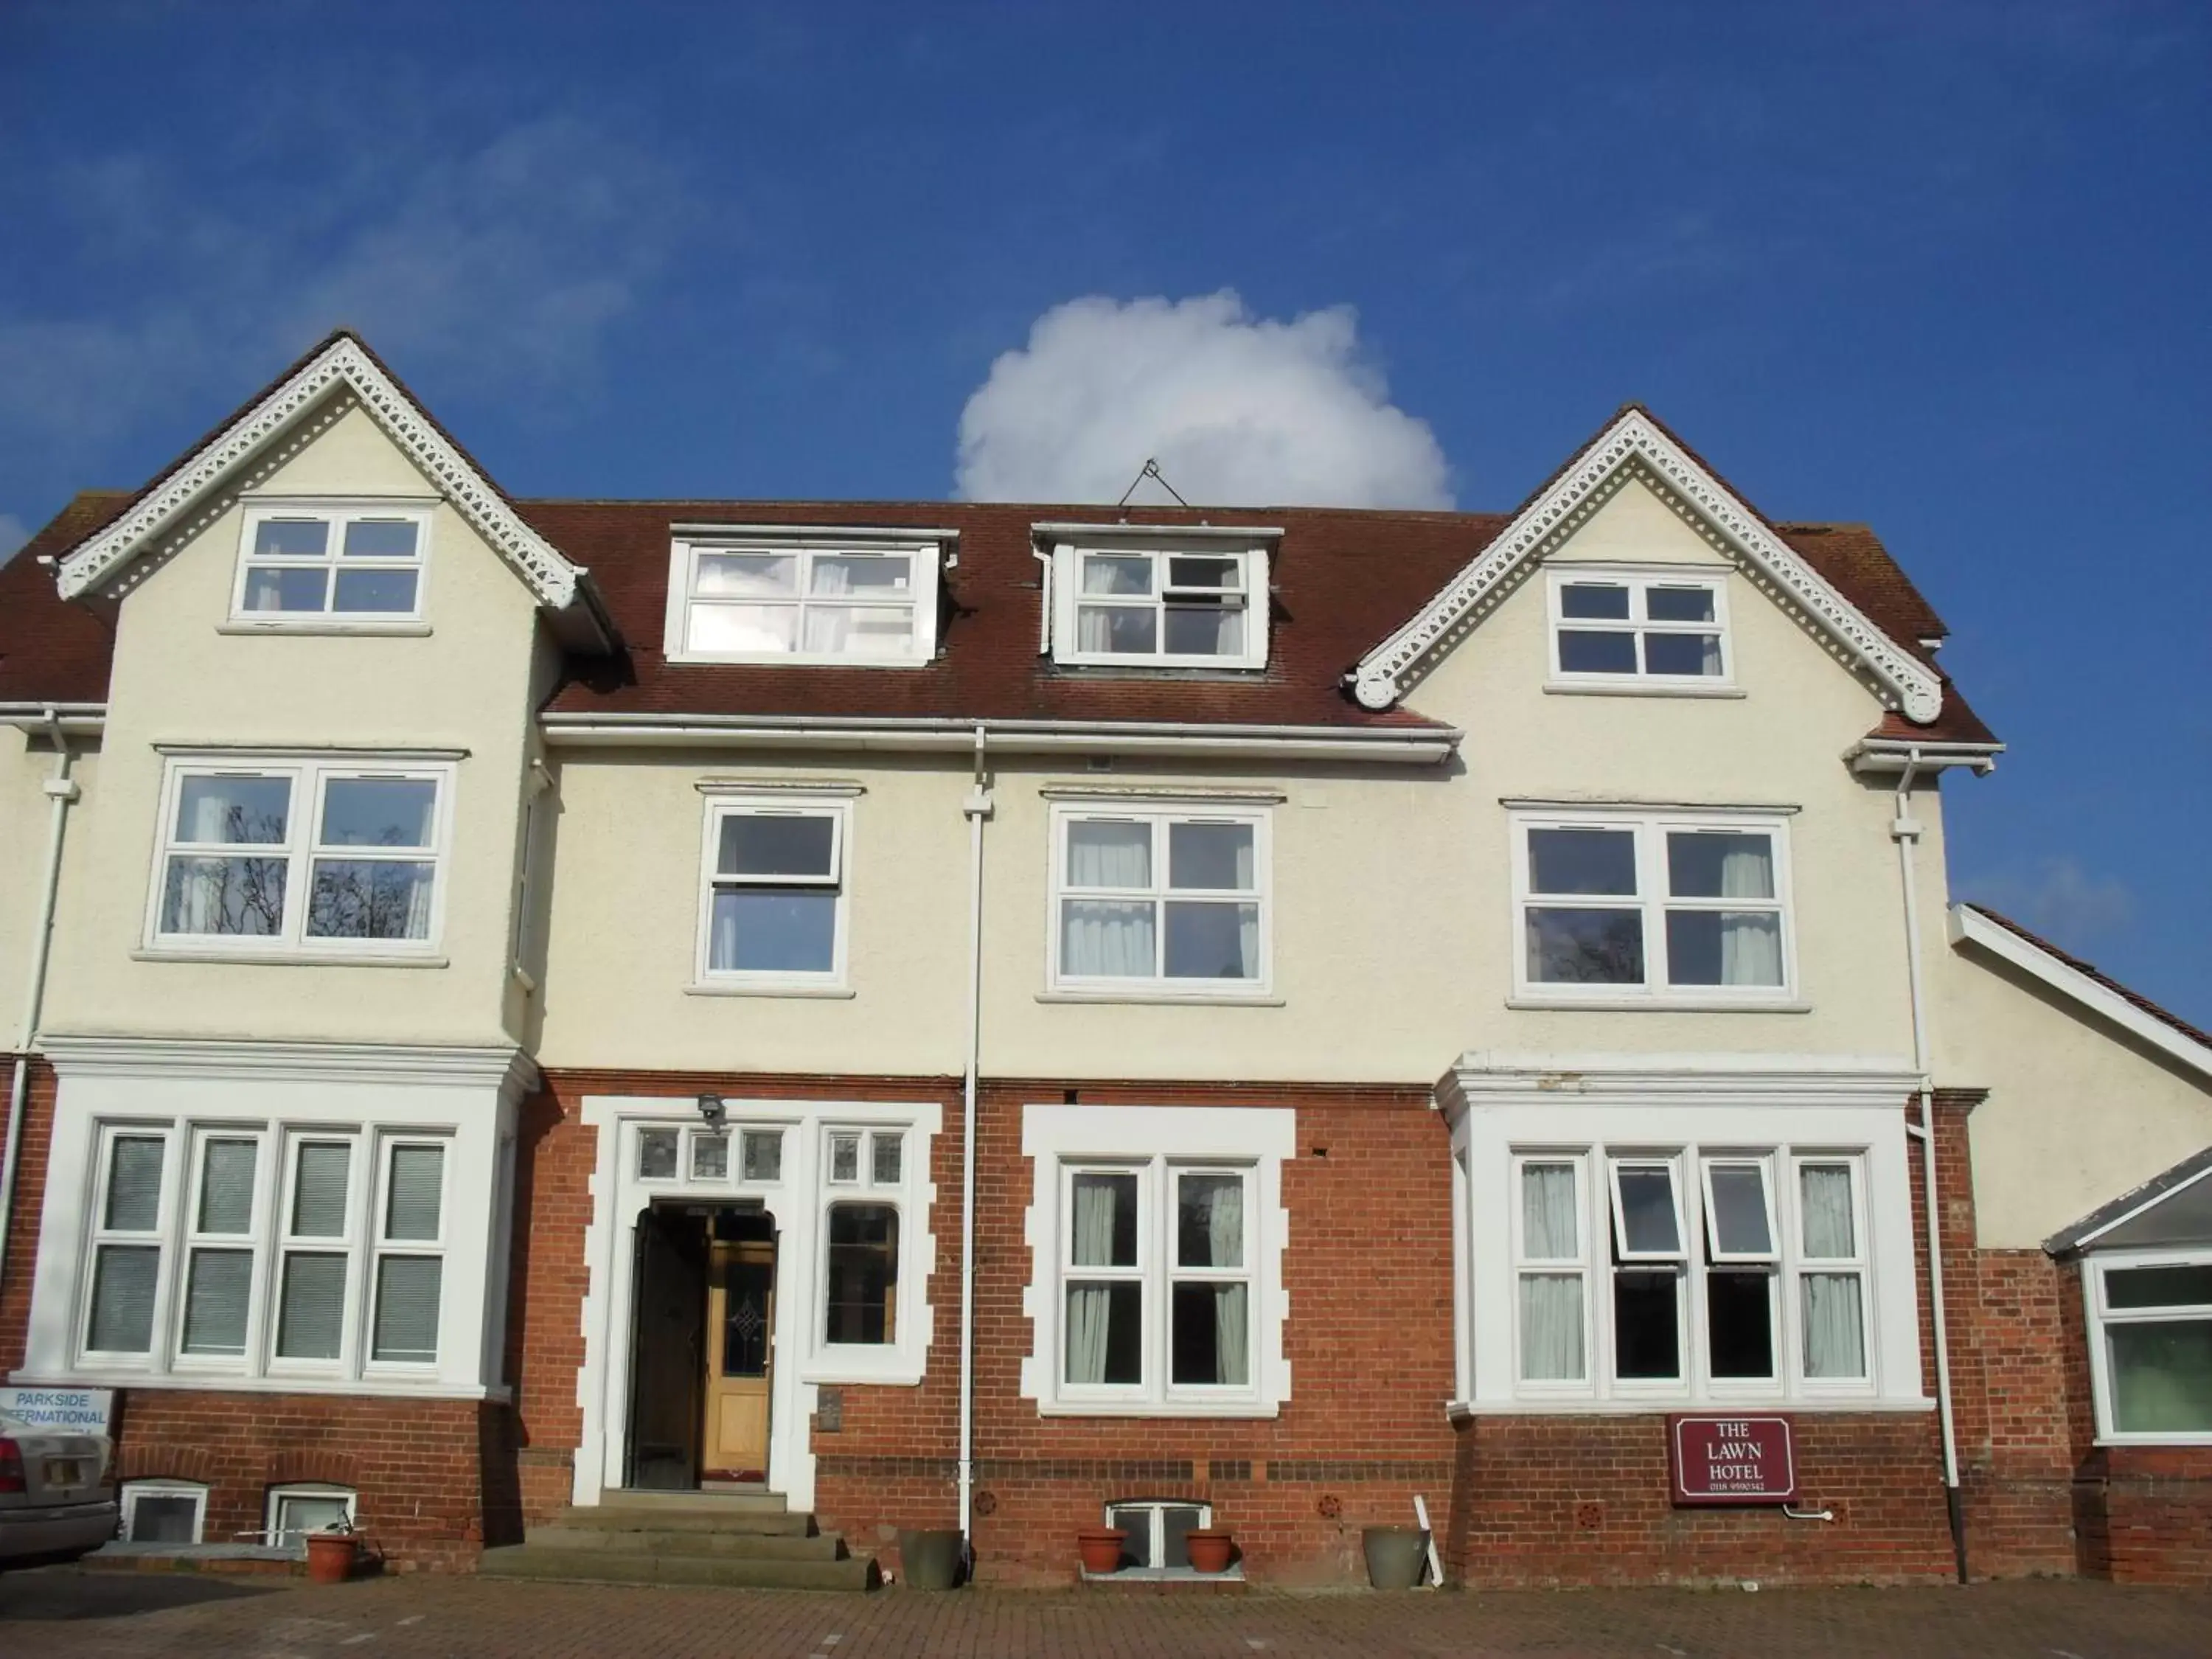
top-left (0, 1439), bottom-right (24, 1495)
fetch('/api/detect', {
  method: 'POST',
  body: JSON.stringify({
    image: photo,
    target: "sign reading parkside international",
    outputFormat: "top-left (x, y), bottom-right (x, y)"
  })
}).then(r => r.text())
top-left (0, 1385), bottom-right (116, 1434)
top-left (1668, 1415), bottom-right (1796, 1505)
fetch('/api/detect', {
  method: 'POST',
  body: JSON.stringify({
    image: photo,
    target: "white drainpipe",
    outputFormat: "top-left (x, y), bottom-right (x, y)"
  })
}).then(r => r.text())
top-left (957, 725), bottom-right (993, 1556)
top-left (1891, 747), bottom-right (1966, 1582)
top-left (0, 708), bottom-right (82, 1297)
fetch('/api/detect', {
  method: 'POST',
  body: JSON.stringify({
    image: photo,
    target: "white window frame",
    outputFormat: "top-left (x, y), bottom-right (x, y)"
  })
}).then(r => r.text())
top-left (1102, 1498), bottom-right (1214, 1573)
top-left (120, 1479), bottom-right (209, 1545)
top-left (1509, 809), bottom-right (1796, 1005)
top-left (265, 1483), bottom-right (358, 1549)
top-left (1510, 1152), bottom-right (1594, 1392)
top-left (171, 1127), bottom-right (273, 1373)
top-left (1048, 539), bottom-right (1270, 669)
top-left (1047, 804), bottom-right (1273, 999)
top-left (1545, 566), bottom-right (1732, 688)
top-left (79, 1124), bottom-right (177, 1366)
top-left (230, 499), bottom-right (433, 629)
top-left (661, 532), bottom-right (944, 667)
top-left (816, 1121), bottom-right (909, 1357)
top-left (2084, 1248), bottom-right (2212, 1447)
top-left (692, 795), bottom-right (852, 992)
top-left (1021, 1103), bottom-right (1293, 1419)
top-left (366, 1136), bottom-right (450, 1373)
top-left (143, 757), bottom-right (456, 960)
top-left (268, 1133), bottom-right (365, 1379)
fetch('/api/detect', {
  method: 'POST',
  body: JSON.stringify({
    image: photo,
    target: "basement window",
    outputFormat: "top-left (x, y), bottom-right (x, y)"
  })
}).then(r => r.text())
top-left (1101, 1499), bottom-right (1211, 1573)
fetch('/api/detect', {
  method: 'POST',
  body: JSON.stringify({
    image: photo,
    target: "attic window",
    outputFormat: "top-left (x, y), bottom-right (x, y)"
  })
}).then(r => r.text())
top-left (1044, 537), bottom-right (1271, 671)
top-left (1547, 570), bottom-right (1731, 686)
top-left (664, 532), bottom-right (946, 667)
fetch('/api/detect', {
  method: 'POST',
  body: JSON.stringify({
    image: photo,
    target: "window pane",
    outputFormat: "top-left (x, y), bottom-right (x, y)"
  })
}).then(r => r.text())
top-left (721, 1255), bottom-right (773, 1377)
top-left (1163, 901), bottom-right (1259, 980)
top-left (1168, 823), bottom-right (1254, 891)
top-left (717, 813), bottom-right (835, 878)
top-left (253, 519), bottom-right (331, 557)
top-left (321, 779), bottom-right (437, 849)
top-left (1803, 1272), bottom-right (1867, 1379)
top-left (1707, 1165), bottom-right (1773, 1255)
top-left (175, 775), bottom-right (292, 845)
top-left (1526, 908), bottom-right (1644, 984)
top-left (637, 1128), bottom-right (678, 1180)
top-left (2108, 1321), bottom-right (2212, 1434)
top-left (181, 1248), bottom-right (253, 1355)
top-left (824, 1204), bottom-right (899, 1345)
top-left (809, 553), bottom-right (911, 594)
top-left (1644, 585), bottom-right (1716, 622)
top-left (2107, 1265), bottom-right (2212, 1310)
top-left (198, 1139), bottom-right (257, 1235)
top-left (1075, 605), bottom-right (1157, 653)
top-left (331, 568), bottom-right (418, 613)
top-left (800, 605), bottom-right (915, 655)
top-left (1061, 900), bottom-right (1157, 977)
top-left (708, 888), bottom-right (837, 973)
top-left (1071, 1172), bottom-right (1138, 1267)
top-left (1800, 1165), bottom-right (1857, 1258)
top-left (372, 1256), bottom-right (442, 1363)
top-left (307, 860), bottom-right (434, 940)
top-left (871, 1133), bottom-right (902, 1186)
top-left (1667, 832), bottom-right (1773, 900)
top-left (105, 1136), bottom-right (166, 1231)
top-left (1521, 1163), bottom-right (1579, 1259)
top-left (687, 602), bottom-right (798, 654)
top-left (741, 1130), bottom-right (782, 1183)
top-left (276, 1253), bottom-right (348, 1360)
top-left (1528, 828), bottom-right (1638, 895)
top-left (1167, 556), bottom-right (1242, 591)
top-left (291, 1144), bottom-right (352, 1238)
top-left (695, 553), bottom-right (797, 597)
top-left (341, 520), bottom-right (417, 558)
top-left (88, 1245), bottom-right (159, 1352)
top-left (1159, 1504), bottom-right (1205, 1570)
top-left (1644, 632), bottom-right (1723, 677)
top-left (1559, 582), bottom-right (1630, 619)
top-left (1615, 1166), bottom-right (1681, 1254)
top-left (1667, 911), bottom-right (1783, 987)
top-left (1162, 605), bottom-right (1245, 656)
top-left (830, 1133), bottom-right (860, 1183)
top-left (1170, 1281), bottom-right (1249, 1386)
top-left (1613, 1270), bottom-right (1680, 1379)
top-left (1177, 1173), bottom-right (1245, 1269)
top-left (1066, 820), bottom-right (1152, 888)
top-left (1065, 1281), bottom-right (1143, 1385)
top-left (128, 1494), bottom-right (201, 1544)
top-left (1081, 554), bottom-right (1153, 596)
top-left (385, 1145), bottom-right (443, 1242)
top-left (1519, 1273), bottom-right (1586, 1381)
top-left (1707, 1270), bottom-right (1775, 1378)
top-left (162, 856), bottom-right (289, 936)
top-left (1557, 630), bottom-right (1639, 673)
top-left (241, 566), bottom-right (331, 613)
top-left (691, 1133), bottom-right (728, 1179)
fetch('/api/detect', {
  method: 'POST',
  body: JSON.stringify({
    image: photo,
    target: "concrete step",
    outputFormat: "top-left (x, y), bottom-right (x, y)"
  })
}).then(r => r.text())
top-left (591, 1489), bottom-right (787, 1514)
top-left (480, 1544), bottom-right (879, 1592)
top-left (524, 1525), bottom-right (848, 1561)
top-left (552, 1503), bottom-right (815, 1537)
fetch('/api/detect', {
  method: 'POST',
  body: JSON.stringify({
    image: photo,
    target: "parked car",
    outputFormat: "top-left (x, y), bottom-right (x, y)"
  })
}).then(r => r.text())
top-left (0, 1412), bottom-right (115, 1567)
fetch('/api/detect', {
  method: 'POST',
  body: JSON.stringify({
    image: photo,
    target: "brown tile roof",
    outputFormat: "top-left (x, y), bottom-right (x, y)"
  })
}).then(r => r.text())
top-left (0, 491), bottom-right (132, 706)
top-left (1964, 903), bottom-right (2212, 1053)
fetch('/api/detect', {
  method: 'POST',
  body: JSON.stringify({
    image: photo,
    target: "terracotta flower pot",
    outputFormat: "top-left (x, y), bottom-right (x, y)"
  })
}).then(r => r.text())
top-left (1077, 1526), bottom-right (1127, 1575)
top-left (305, 1531), bottom-right (357, 1585)
top-left (1184, 1528), bottom-right (1234, 1573)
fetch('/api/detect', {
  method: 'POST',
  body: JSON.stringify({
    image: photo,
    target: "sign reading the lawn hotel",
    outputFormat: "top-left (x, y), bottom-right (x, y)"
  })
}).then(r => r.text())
top-left (1668, 1416), bottom-right (1796, 1506)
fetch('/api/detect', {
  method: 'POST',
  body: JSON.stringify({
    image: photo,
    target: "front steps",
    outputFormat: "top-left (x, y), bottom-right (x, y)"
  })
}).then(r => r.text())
top-left (481, 1489), bottom-right (879, 1591)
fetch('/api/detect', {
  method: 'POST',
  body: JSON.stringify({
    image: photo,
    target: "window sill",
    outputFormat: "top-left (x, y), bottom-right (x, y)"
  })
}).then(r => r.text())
top-left (1038, 990), bottom-right (1283, 1007)
top-left (217, 620), bottom-right (433, 637)
top-left (663, 651), bottom-right (933, 669)
top-left (799, 1360), bottom-right (926, 1388)
top-left (1506, 995), bottom-right (1809, 1014)
top-left (2094, 1433), bottom-right (2212, 1448)
top-left (9, 1368), bottom-right (509, 1402)
top-left (130, 947), bottom-right (449, 970)
top-left (685, 981), bottom-right (855, 1000)
top-left (1035, 1399), bottom-right (1281, 1419)
top-left (1082, 1564), bottom-right (1245, 1584)
top-left (1543, 680), bottom-right (1745, 700)
top-left (1446, 1395), bottom-right (1928, 1417)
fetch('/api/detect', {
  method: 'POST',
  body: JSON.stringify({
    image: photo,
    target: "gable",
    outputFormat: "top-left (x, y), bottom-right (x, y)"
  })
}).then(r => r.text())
top-left (1352, 406), bottom-right (1946, 724)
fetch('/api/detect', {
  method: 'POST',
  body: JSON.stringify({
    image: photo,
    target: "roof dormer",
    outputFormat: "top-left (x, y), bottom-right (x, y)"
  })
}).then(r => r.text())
top-left (1035, 524), bottom-right (1279, 672)
top-left (662, 525), bottom-right (955, 667)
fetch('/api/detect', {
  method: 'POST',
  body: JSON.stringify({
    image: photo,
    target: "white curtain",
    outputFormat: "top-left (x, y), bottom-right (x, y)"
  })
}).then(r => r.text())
top-left (1211, 1283), bottom-right (1249, 1386)
top-left (1800, 1164), bottom-right (1864, 1379)
top-left (1718, 838), bottom-right (1782, 986)
top-left (1801, 1165), bottom-right (1855, 1256)
top-left (1519, 1164), bottom-right (1585, 1381)
top-left (804, 557), bottom-right (853, 653)
top-left (1069, 821), bottom-right (1150, 886)
top-left (1521, 1164), bottom-right (1577, 1258)
top-left (1204, 1178), bottom-right (1244, 1267)
top-left (1063, 822), bottom-right (1155, 975)
top-left (1065, 1176), bottom-right (1121, 1385)
top-left (401, 866), bottom-right (436, 940)
top-left (1077, 608), bottom-right (1117, 652)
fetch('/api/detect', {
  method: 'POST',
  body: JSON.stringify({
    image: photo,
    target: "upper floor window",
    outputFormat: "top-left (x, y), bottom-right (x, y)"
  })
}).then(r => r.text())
top-left (664, 532), bottom-right (945, 665)
top-left (1049, 805), bottom-right (1270, 997)
top-left (1512, 810), bottom-right (1792, 1003)
top-left (232, 503), bottom-right (430, 624)
top-left (1548, 569), bottom-right (1729, 685)
top-left (1044, 537), bottom-right (1272, 669)
top-left (147, 757), bottom-right (452, 957)
top-left (694, 796), bottom-right (851, 990)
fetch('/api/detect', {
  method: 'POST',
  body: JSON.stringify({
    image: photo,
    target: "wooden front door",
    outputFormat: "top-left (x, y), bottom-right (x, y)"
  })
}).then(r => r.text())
top-left (702, 1234), bottom-right (775, 1481)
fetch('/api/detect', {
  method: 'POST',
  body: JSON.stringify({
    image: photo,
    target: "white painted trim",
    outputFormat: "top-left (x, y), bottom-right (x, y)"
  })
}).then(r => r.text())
top-left (661, 532), bottom-right (945, 667)
top-left (2082, 1247), bottom-right (2212, 1446)
top-left (1543, 565), bottom-right (1736, 692)
top-left (1352, 408), bottom-right (1944, 723)
top-left (1846, 740), bottom-right (2003, 777)
top-left (226, 499), bottom-right (432, 627)
top-left (1543, 681), bottom-right (1747, 700)
top-left (39, 1036), bottom-right (535, 1091)
top-left (692, 793), bottom-right (853, 992)
top-left (1949, 904), bottom-right (2212, 1082)
top-left (53, 336), bottom-right (586, 617)
top-left (1440, 1052), bottom-right (1918, 1113)
top-left (1030, 523), bottom-right (1284, 541)
top-left (2069, 1164), bottom-right (2212, 1254)
top-left (120, 1478), bottom-right (209, 1543)
top-left (1048, 540), bottom-right (1270, 671)
top-left (215, 622), bottom-right (434, 639)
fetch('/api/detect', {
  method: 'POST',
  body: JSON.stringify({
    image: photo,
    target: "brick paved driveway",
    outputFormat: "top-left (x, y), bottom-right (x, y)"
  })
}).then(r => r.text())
top-left (4, 1569), bottom-right (2208, 1658)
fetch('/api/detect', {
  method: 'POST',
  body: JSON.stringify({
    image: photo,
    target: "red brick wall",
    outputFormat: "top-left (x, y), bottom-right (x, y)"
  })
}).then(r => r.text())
top-left (0, 1057), bottom-right (56, 1374)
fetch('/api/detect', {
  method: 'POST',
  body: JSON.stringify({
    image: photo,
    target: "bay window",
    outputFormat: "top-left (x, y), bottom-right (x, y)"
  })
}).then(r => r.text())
top-left (1051, 807), bottom-right (1270, 995)
top-left (84, 1129), bottom-right (171, 1357)
top-left (664, 532), bottom-right (945, 665)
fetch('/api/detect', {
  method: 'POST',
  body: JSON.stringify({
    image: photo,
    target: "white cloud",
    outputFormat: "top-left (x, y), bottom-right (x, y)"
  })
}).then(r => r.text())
top-left (1973, 856), bottom-right (2137, 944)
top-left (956, 291), bottom-right (1453, 509)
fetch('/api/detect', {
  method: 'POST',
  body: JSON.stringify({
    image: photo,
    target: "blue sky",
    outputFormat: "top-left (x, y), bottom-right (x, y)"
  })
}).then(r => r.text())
top-left (3, 1), bottom-right (2206, 1020)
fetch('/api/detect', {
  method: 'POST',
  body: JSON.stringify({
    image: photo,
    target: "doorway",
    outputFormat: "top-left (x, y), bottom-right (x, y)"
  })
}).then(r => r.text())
top-left (625, 1203), bottom-right (777, 1490)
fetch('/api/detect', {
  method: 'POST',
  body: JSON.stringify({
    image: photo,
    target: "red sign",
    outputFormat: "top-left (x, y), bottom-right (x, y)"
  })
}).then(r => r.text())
top-left (1668, 1415), bottom-right (1797, 1505)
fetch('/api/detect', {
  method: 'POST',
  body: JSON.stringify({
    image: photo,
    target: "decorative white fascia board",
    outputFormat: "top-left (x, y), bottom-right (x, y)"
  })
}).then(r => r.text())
top-left (1846, 738), bottom-right (2004, 777)
top-left (1437, 1051), bottom-right (1920, 1119)
top-left (1948, 904), bottom-right (2212, 1083)
top-left (1351, 408), bottom-right (1945, 724)
top-left (1029, 522), bottom-right (1284, 542)
top-left (670, 523), bottom-right (961, 544)
top-left (52, 334), bottom-right (583, 616)
top-left (39, 1034), bottom-right (538, 1095)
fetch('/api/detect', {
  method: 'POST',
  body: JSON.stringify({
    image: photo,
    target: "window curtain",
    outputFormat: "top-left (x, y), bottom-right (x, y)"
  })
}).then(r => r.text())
top-left (1069, 823), bottom-right (1150, 886)
top-left (804, 557), bottom-right (853, 653)
top-left (1077, 608), bottom-right (1118, 652)
top-left (1800, 1165), bottom-right (1865, 1378)
top-left (1062, 823), bottom-right (1156, 976)
top-left (1204, 1179), bottom-right (1248, 1386)
top-left (1519, 1164), bottom-right (1585, 1380)
top-left (1800, 1166), bottom-right (1854, 1256)
top-left (403, 867), bottom-right (436, 940)
top-left (1717, 839), bottom-right (1782, 986)
top-left (1065, 1176), bottom-right (1121, 1385)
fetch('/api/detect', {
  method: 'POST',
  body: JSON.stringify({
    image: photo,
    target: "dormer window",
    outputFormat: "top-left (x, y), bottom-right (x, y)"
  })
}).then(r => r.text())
top-left (1547, 569), bottom-right (1731, 686)
top-left (232, 502), bottom-right (430, 625)
top-left (664, 530), bottom-right (947, 666)
top-left (1041, 531), bottom-right (1273, 670)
